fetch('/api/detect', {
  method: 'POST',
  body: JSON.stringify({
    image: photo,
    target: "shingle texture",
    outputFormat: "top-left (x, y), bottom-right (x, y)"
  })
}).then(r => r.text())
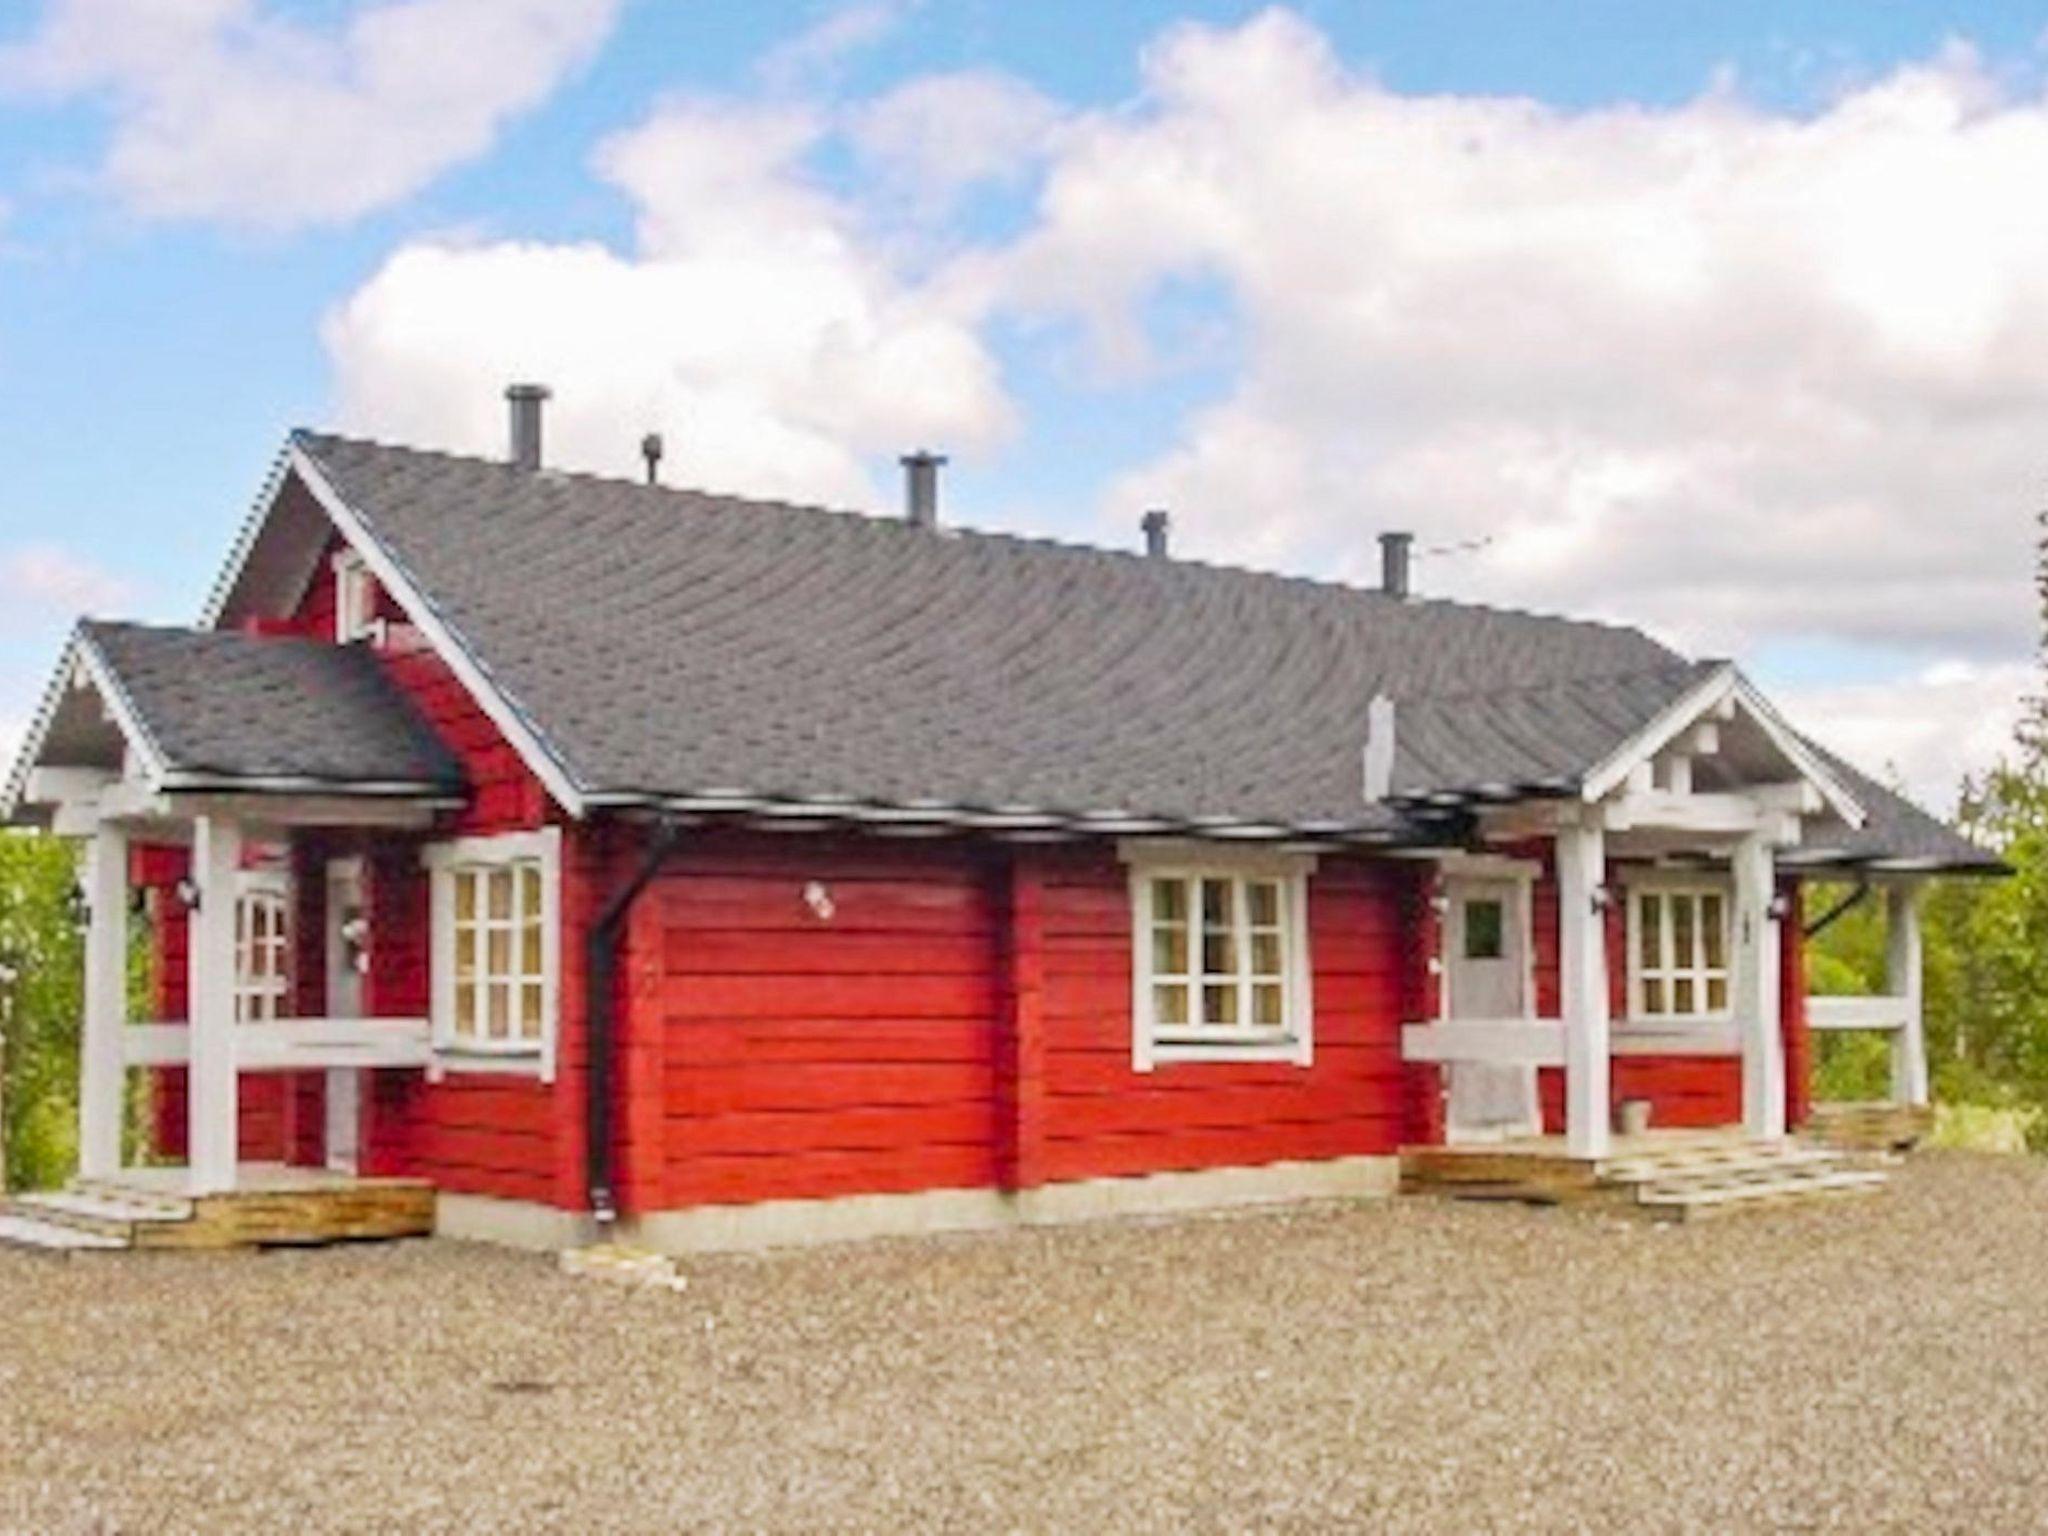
top-left (291, 433), bottom-right (1994, 867)
top-left (83, 620), bottom-right (464, 790)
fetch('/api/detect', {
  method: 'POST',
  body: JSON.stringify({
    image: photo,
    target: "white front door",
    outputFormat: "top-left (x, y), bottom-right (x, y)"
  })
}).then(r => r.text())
top-left (324, 858), bottom-right (366, 1174)
top-left (1443, 878), bottom-right (1542, 1143)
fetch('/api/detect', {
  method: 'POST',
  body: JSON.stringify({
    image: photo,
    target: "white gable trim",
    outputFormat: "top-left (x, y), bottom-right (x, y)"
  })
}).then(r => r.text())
top-left (282, 443), bottom-right (588, 818)
top-left (1579, 664), bottom-right (1864, 829)
top-left (197, 445), bottom-right (295, 630)
top-left (1, 628), bottom-right (173, 820)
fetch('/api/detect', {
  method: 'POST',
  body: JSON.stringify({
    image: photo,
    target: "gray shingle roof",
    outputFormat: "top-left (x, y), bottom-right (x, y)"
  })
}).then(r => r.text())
top-left (1391, 662), bottom-right (1720, 801)
top-left (83, 621), bottom-right (464, 792)
top-left (287, 432), bottom-right (1994, 868)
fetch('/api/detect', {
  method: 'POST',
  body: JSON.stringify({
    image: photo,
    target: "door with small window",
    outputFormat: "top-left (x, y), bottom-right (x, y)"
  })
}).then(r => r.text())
top-left (1442, 877), bottom-right (1540, 1142)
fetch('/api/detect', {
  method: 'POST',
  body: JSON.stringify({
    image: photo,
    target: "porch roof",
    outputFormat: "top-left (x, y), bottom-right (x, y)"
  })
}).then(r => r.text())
top-left (4, 621), bottom-right (466, 819)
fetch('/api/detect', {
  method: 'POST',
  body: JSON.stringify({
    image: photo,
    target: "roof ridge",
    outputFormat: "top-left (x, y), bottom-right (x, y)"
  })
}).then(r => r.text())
top-left (1395, 657), bottom-right (1715, 709)
top-left (291, 429), bottom-right (1675, 649)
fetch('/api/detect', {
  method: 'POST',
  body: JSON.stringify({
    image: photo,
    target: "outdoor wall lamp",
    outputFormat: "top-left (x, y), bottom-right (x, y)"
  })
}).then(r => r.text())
top-left (1589, 884), bottom-right (1615, 913)
top-left (803, 880), bottom-right (836, 922)
top-left (1766, 892), bottom-right (1792, 921)
top-left (173, 876), bottom-right (201, 912)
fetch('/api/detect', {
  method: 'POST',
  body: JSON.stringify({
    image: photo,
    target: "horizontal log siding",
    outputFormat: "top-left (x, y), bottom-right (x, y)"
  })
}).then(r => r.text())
top-left (654, 835), bottom-right (1005, 1207)
top-left (1032, 848), bottom-right (1408, 1182)
top-left (268, 530), bottom-right (577, 1204)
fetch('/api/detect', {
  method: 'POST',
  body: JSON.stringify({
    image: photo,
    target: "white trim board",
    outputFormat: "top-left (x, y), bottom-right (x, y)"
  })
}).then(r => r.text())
top-left (250, 442), bottom-right (589, 817)
top-left (1580, 665), bottom-right (1865, 829)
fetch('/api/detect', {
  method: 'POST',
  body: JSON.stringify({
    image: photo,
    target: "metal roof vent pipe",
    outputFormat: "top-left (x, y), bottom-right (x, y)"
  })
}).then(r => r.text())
top-left (1142, 508), bottom-right (1171, 558)
top-left (1379, 530), bottom-right (1413, 600)
top-left (901, 449), bottom-right (946, 529)
top-left (641, 431), bottom-right (664, 486)
top-left (507, 383), bottom-right (551, 472)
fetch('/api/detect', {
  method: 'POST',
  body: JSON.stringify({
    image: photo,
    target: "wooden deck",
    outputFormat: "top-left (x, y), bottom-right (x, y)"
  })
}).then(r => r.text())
top-left (1402, 1130), bottom-right (1888, 1220)
top-left (2, 1164), bottom-right (434, 1251)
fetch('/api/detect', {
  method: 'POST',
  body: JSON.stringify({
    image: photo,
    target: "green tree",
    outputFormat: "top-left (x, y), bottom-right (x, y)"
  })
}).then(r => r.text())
top-left (0, 831), bottom-right (83, 1190)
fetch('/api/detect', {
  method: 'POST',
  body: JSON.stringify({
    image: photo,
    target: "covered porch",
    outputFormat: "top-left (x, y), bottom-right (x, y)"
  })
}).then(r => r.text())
top-left (1392, 663), bottom-right (1922, 1202)
top-left (4, 621), bottom-right (465, 1224)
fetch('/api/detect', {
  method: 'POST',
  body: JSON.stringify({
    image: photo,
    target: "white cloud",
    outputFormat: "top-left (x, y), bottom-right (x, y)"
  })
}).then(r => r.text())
top-left (1774, 660), bottom-right (2032, 814)
top-left (988, 13), bottom-right (2046, 667)
top-left (849, 69), bottom-right (1062, 214)
top-left (756, 1), bottom-right (910, 96)
top-left (0, 545), bottom-right (130, 616)
top-left (0, 0), bottom-right (619, 229)
top-left (323, 98), bottom-right (1012, 506)
top-left (318, 7), bottom-right (2048, 796)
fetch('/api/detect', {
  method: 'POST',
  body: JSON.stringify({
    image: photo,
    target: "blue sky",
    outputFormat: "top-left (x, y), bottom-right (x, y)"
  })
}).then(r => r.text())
top-left (3, 0), bottom-right (2046, 806)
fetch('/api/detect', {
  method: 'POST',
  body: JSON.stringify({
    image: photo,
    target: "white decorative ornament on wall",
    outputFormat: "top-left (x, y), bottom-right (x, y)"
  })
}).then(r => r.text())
top-left (803, 881), bottom-right (836, 921)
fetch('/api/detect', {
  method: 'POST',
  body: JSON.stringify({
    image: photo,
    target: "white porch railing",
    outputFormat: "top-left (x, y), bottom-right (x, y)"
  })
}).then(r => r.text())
top-left (1806, 992), bottom-right (1927, 1108)
top-left (123, 1018), bottom-right (432, 1072)
top-left (1805, 995), bottom-right (1912, 1033)
top-left (1400, 1018), bottom-right (1742, 1068)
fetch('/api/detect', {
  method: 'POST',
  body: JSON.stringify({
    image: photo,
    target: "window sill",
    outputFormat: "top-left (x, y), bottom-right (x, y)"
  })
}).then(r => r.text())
top-left (1143, 1036), bottom-right (1308, 1068)
top-left (428, 1048), bottom-right (550, 1083)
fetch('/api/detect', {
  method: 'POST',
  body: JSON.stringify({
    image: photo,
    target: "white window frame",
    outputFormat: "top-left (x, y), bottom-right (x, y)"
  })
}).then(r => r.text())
top-left (333, 548), bottom-right (381, 645)
top-left (1123, 841), bottom-right (1316, 1071)
top-left (1626, 876), bottom-right (1734, 1024)
top-left (423, 827), bottom-right (561, 1081)
top-left (234, 870), bottom-right (293, 1024)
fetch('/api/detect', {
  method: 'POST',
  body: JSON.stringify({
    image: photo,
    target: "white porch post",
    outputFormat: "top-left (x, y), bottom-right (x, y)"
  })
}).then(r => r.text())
top-left (1734, 831), bottom-right (1786, 1141)
top-left (1557, 821), bottom-right (1611, 1159)
top-left (1887, 883), bottom-right (1928, 1108)
top-left (78, 824), bottom-right (129, 1181)
top-left (187, 814), bottom-right (242, 1195)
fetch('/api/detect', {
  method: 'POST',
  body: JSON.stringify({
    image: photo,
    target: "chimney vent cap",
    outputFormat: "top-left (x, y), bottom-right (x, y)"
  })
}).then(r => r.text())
top-left (900, 449), bottom-right (946, 528)
top-left (1141, 508), bottom-right (1171, 558)
top-left (1378, 530), bottom-right (1414, 600)
top-left (506, 383), bottom-right (551, 472)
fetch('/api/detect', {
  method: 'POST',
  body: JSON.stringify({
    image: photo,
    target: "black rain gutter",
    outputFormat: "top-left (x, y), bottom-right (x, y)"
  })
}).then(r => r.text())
top-left (585, 814), bottom-right (684, 1226)
top-left (1802, 878), bottom-right (1871, 940)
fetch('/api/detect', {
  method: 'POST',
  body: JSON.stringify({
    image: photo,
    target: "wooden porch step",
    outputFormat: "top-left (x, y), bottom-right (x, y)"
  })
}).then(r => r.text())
top-left (1634, 1166), bottom-right (1889, 1222)
top-left (0, 1212), bottom-right (129, 1253)
top-left (2, 1173), bottom-right (434, 1251)
top-left (10, 1190), bottom-right (195, 1241)
top-left (1598, 1143), bottom-right (1846, 1186)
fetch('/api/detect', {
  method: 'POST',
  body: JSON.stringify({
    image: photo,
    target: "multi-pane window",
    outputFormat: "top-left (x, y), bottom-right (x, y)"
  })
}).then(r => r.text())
top-left (449, 861), bottom-right (546, 1048)
top-left (1632, 886), bottom-right (1730, 1019)
top-left (1135, 863), bottom-right (1310, 1065)
top-left (427, 830), bottom-right (559, 1073)
top-left (234, 885), bottom-right (291, 1023)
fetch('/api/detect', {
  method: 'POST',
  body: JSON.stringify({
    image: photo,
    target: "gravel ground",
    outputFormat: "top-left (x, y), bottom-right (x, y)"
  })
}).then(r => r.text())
top-left (4, 1151), bottom-right (2047, 1534)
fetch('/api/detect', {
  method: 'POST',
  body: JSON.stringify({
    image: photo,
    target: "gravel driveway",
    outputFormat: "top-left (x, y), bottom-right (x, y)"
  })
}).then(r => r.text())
top-left (3, 1151), bottom-right (2045, 1534)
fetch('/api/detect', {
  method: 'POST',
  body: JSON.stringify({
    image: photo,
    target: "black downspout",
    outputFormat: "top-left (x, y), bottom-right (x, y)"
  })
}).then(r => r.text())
top-left (585, 815), bottom-right (683, 1226)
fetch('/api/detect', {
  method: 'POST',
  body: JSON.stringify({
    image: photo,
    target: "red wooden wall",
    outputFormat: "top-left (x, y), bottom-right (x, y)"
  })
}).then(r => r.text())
top-left (645, 835), bottom-right (1006, 1207)
top-left (1032, 847), bottom-right (1408, 1183)
top-left (621, 834), bottom-right (1417, 1213)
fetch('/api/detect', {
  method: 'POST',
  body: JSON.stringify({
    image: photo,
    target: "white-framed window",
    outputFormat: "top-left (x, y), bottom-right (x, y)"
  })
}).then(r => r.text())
top-left (234, 873), bottom-right (292, 1023)
top-left (333, 548), bottom-right (380, 644)
top-left (424, 828), bottom-right (560, 1079)
top-left (1125, 844), bottom-right (1315, 1070)
top-left (1629, 883), bottom-right (1731, 1020)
